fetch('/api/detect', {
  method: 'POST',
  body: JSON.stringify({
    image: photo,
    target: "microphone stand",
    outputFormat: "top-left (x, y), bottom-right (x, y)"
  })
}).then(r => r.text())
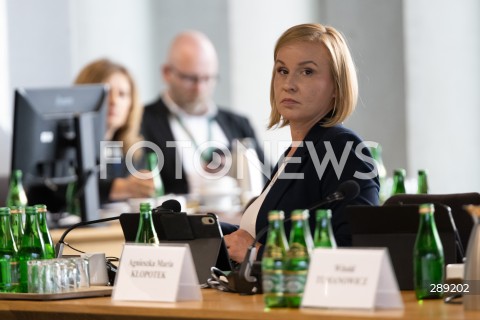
top-left (54, 215), bottom-right (122, 286)
top-left (54, 199), bottom-right (182, 258)
top-left (227, 223), bottom-right (278, 295)
top-left (55, 216), bottom-right (121, 258)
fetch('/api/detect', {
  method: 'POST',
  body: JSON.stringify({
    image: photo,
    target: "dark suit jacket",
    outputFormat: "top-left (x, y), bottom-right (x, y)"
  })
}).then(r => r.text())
top-left (255, 124), bottom-right (379, 254)
top-left (141, 97), bottom-right (267, 194)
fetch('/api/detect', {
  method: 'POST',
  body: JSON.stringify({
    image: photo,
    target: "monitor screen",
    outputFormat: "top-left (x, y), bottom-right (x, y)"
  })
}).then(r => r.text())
top-left (11, 85), bottom-right (108, 223)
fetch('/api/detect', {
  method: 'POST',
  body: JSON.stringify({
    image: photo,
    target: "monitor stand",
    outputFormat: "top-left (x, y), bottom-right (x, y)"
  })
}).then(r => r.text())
top-left (75, 112), bottom-right (101, 222)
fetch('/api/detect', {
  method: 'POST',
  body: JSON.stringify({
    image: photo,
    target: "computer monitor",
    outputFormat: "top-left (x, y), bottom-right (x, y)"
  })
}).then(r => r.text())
top-left (11, 85), bottom-right (108, 223)
top-left (347, 204), bottom-right (458, 290)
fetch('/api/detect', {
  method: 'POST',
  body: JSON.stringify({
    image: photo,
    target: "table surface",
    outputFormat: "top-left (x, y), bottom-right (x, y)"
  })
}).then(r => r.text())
top-left (0, 289), bottom-right (479, 320)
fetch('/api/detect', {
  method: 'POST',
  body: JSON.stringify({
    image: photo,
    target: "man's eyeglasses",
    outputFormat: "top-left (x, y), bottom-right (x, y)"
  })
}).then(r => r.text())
top-left (168, 66), bottom-right (218, 86)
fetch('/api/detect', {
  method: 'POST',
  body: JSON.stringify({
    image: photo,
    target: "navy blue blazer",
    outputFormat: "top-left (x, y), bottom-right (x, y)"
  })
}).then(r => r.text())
top-left (254, 123), bottom-right (379, 254)
top-left (141, 97), bottom-right (267, 194)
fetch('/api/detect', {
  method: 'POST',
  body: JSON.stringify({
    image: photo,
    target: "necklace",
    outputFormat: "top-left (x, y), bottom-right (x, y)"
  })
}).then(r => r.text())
top-left (173, 114), bottom-right (215, 163)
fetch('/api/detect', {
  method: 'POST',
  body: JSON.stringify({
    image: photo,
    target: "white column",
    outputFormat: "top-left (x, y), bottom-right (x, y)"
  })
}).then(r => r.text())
top-left (228, 0), bottom-right (318, 163)
top-left (404, 0), bottom-right (480, 193)
top-left (1, 0), bottom-right (11, 175)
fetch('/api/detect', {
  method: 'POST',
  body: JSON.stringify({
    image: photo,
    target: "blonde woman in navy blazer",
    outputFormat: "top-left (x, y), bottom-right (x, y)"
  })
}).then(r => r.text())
top-left (224, 23), bottom-right (379, 263)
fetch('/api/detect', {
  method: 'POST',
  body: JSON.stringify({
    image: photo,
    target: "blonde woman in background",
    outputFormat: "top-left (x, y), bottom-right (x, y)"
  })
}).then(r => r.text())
top-left (75, 58), bottom-right (154, 202)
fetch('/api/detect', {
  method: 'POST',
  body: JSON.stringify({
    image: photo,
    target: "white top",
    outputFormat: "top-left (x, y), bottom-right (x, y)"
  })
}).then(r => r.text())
top-left (162, 93), bottom-right (229, 194)
top-left (240, 160), bottom-right (288, 237)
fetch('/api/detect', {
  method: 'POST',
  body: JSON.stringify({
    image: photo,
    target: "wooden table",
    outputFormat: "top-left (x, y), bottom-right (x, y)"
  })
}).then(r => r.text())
top-left (0, 290), bottom-right (478, 320)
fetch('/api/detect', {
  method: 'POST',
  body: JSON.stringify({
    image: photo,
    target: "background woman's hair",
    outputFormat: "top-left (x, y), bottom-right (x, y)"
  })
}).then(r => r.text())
top-left (75, 58), bottom-right (144, 157)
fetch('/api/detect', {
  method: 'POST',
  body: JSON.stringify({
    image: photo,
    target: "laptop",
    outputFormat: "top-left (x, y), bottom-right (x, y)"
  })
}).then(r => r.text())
top-left (119, 212), bottom-right (232, 284)
top-left (347, 204), bottom-right (458, 290)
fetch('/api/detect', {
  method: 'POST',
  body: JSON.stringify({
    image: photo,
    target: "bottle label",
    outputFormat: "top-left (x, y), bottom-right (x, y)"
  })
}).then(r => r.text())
top-left (288, 244), bottom-right (308, 258)
top-left (262, 270), bottom-right (284, 294)
top-left (284, 271), bottom-right (307, 294)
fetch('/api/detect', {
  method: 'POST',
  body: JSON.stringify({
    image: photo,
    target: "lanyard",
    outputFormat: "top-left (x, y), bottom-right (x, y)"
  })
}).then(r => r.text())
top-left (173, 114), bottom-right (214, 163)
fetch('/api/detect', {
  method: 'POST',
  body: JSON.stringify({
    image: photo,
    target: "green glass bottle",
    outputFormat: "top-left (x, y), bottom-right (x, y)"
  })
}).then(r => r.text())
top-left (6, 170), bottom-right (28, 208)
top-left (9, 206), bottom-right (24, 248)
top-left (284, 210), bottom-right (310, 308)
top-left (262, 210), bottom-right (289, 308)
top-left (0, 207), bottom-right (19, 292)
top-left (135, 202), bottom-right (160, 244)
top-left (417, 170), bottom-right (429, 194)
top-left (369, 145), bottom-right (388, 204)
top-left (391, 168), bottom-right (407, 195)
top-left (35, 204), bottom-right (55, 259)
top-left (147, 152), bottom-right (165, 197)
top-left (292, 209), bottom-right (313, 255)
top-left (313, 209), bottom-right (337, 248)
top-left (65, 177), bottom-right (81, 217)
top-left (18, 206), bottom-right (45, 293)
top-left (413, 203), bottom-right (445, 300)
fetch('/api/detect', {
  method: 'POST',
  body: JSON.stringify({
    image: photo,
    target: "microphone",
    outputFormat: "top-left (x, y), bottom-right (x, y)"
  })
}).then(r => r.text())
top-left (230, 180), bottom-right (361, 295)
top-left (153, 199), bottom-right (181, 214)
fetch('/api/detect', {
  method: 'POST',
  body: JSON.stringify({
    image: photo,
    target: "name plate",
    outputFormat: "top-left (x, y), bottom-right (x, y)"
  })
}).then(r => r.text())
top-left (302, 248), bottom-right (403, 309)
top-left (112, 243), bottom-right (202, 302)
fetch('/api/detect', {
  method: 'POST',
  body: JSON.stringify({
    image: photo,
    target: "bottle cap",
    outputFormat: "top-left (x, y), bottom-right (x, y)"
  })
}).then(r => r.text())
top-left (9, 206), bottom-right (19, 214)
top-left (268, 210), bottom-right (284, 221)
top-left (394, 168), bottom-right (406, 176)
top-left (291, 209), bottom-right (307, 220)
top-left (419, 203), bottom-right (434, 214)
top-left (25, 206), bottom-right (37, 215)
top-left (315, 209), bottom-right (332, 220)
top-left (34, 204), bottom-right (47, 213)
top-left (140, 202), bottom-right (152, 212)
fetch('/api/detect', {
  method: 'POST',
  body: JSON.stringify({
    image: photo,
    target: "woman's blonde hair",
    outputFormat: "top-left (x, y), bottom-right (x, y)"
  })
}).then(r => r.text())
top-left (75, 58), bottom-right (143, 156)
top-left (268, 23), bottom-right (358, 129)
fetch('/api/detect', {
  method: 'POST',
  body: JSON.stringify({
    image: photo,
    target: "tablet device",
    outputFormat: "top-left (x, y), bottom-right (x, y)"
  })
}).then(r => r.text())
top-left (119, 212), bottom-right (232, 284)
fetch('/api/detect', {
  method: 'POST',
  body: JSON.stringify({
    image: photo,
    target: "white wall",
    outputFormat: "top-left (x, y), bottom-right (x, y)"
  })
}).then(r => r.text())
top-left (1, 0), bottom-right (11, 175)
top-left (316, 0), bottom-right (407, 177)
top-left (69, 0), bottom-right (155, 101)
top-left (404, 0), bottom-right (480, 193)
top-left (7, 0), bottom-right (72, 87)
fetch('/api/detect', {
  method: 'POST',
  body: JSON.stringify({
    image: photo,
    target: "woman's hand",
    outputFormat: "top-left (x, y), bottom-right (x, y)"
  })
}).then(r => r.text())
top-left (109, 172), bottom-right (155, 201)
top-left (224, 229), bottom-right (257, 263)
